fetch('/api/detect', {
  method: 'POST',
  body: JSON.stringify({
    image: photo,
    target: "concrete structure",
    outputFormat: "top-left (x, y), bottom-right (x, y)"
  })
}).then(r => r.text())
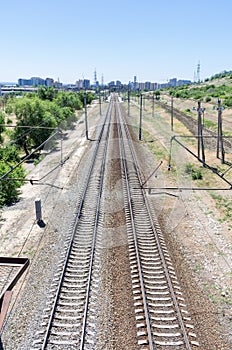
top-left (75, 79), bottom-right (91, 90)
top-left (18, 77), bottom-right (57, 87)
top-left (145, 81), bottom-right (151, 90)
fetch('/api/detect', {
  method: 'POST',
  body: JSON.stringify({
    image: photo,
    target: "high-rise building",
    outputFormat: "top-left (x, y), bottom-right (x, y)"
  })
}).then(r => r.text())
top-left (31, 77), bottom-right (45, 86)
top-left (45, 78), bottom-right (54, 87)
top-left (145, 81), bottom-right (151, 90)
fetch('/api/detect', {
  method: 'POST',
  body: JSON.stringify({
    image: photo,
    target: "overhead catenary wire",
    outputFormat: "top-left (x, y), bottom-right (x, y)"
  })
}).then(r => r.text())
top-left (0, 130), bottom-right (61, 181)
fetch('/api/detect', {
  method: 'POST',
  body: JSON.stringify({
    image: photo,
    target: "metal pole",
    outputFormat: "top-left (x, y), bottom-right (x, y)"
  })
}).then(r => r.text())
top-left (99, 90), bottom-right (102, 116)
top-left (197, 101), bottom-right (205, 165)
top-left (197, 101), bottom-right (201, 159)
top-left (201, 110), bottom-right (205, 165)
top-left (139, 93), bottom-right (143, 141)
top-left (128, 85), bottom-right (130, 117)
top-left (217, 99), bottom-right (225, 163)
top-left (220, 111), bottom-right (225, 164)
top-left (84, 90), bottom-right (88, 140)
top-left (217, 99), bottom-right (220, 159)
top-left (152, 92), bottom-right (154, 118)
top-left (171, 95), bottom-right (174, 131)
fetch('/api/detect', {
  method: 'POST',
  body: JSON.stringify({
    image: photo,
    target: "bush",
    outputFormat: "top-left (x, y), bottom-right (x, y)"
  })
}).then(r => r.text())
top-left (185, 163), bottom-right (194, 174)
top-left (185, 163), bottom-right (203, 180)
top-left (192, 169), bottom-right (203, 180)
top-left (224, 96), bottom-right (232, 107)
top-left (0, 146), bottom-right (25, 206)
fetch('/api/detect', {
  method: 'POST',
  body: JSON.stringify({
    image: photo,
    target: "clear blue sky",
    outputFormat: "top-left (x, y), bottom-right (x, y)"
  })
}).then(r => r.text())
top-left (1, 0), bottom-right (232, 84)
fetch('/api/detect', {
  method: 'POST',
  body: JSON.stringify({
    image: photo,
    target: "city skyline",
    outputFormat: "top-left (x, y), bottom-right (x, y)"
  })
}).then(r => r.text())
top-left (0, 73), bottom-right (192, 87)
top-left (1, 0), bottom-right (232, 84)
top-left (0, 74), bottom-right (193, 91)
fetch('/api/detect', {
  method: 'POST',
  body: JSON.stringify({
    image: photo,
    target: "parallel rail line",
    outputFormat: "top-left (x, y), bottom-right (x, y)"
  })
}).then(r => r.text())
top-left (32, 98), bottom-right (113, 349)
top-left (156, 99), bottom-right (232, 151)
top-left (116, 99), bottom-right (199, 348)
top-left (31, 94), bottom-right (199, 349)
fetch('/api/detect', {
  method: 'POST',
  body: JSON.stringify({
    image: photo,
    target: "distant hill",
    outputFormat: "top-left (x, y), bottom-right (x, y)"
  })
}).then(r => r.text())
top-left (206, 70), bottom-right (232, 82)
top-left (167, 73), bottom-right (232, 107)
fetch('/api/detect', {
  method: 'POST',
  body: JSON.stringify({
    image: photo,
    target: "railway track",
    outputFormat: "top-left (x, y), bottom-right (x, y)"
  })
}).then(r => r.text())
top-left (156, 99), bottom-right (232, 152)
top-left (31, 94), bottom-right (199, 349)
top-left (32, 98), bottom-right (113, 349)
top-left (116, 101), bottom-right (199, 349)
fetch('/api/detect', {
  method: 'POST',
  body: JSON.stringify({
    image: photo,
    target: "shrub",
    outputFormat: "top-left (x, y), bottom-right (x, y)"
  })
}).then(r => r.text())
top-left (224, 96), bottom-right (232, 107)
top-left (185, 163), bottom-right (203, 180)
top-left (185, 163), bottom-right (194, 174)
top-left (0, 146), bottom-right (25, 206)
top-left (192, 169), bottom-right (203, 180)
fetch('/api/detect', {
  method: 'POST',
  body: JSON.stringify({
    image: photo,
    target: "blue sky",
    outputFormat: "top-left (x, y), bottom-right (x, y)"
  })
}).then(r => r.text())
top-left (1, 0), bottom-right (232, 84)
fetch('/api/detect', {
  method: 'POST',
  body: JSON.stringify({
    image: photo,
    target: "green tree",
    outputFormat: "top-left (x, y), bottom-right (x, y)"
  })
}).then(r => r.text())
top-left (11, 97), bottom-right (58, 155)
top-left (78, 91), bottom-right (96, 105)
top-left (0, 111), bottom-right (5, 143)
top-left (0, 145), bottom-right (25, 206)
top-left (154, 90), bottom-right (160, 100)
top-left (55, 91), bottom-right (82, 110)
top-left (38, 86), bottom-right (57, 101)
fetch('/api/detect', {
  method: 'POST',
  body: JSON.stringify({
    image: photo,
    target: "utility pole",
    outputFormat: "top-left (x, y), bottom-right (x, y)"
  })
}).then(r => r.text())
top-left (197, 100), bottom-right (205, 165)
top-left (152, 92), bottom-right (154, 118)
top-left (197, 61), bottom-right (201, 83)
top-left (139, 93), bottom-right (143, 141)
top-left (99, 89), bottom-right (102, 116)
top-left (217, 99), bottom-right (225, 163)
top-left (171, 95), bottom-right (174, 131)
top-left (128, 83), bottom-right (130, 117)
top-left (84, 90), bottom-right (88, 140)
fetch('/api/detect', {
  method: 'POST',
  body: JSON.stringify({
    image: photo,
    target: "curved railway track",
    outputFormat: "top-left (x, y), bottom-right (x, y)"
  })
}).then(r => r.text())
top-left (31, 94), bottom-right (199, 349)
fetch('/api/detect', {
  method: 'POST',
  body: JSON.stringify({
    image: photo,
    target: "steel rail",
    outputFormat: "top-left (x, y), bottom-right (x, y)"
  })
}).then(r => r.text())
top-left (116, 99), bottom-right (155, 350)
top-left (155, 99), bottom-right (232, 149)
top-left (117, 99), bottom-right (193, 349)
top-left (79, 94), bottom-right (113, 349)
top-left (41, 100), bottom-right (113, 349)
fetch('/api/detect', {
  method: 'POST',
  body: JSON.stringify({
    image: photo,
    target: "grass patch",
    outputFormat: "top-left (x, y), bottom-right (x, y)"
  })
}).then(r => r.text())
top-left (203, 118), bottom-right (217, 131)
top-left (209, 192), bottom-right (232, 223)
top-left (193, 263), bottom-right (204, 276)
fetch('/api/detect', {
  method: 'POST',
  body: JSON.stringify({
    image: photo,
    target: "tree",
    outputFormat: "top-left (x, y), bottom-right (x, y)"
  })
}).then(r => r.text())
top-left (154, 90), bottom-right (160, 100)
top-left (0, 111), bottom-right (5, 143)
top-left (38, 86), bottom-right (57, 101)
top-left (55, 91), bottom-right (83, 110)
top-left (11, 97), bottom-right (58, 155)
top-left (0, 145), bottom-right (25, 206)
top-left (78, 91), bottom-right (96, 105)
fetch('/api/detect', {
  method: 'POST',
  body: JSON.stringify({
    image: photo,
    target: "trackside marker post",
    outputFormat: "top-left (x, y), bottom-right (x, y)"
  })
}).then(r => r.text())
top-left (35, 198), bottom-right (42, 223)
